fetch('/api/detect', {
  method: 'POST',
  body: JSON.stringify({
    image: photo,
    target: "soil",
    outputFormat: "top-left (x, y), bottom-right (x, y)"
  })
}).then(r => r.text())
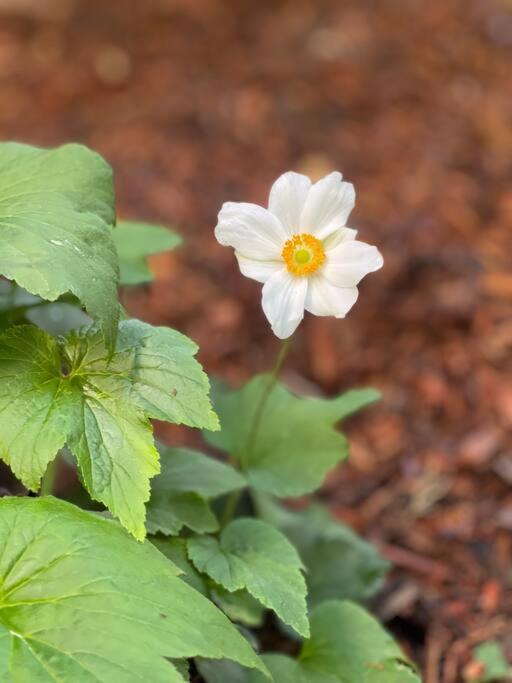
top-left (0, 1), bottom-right (511, 680)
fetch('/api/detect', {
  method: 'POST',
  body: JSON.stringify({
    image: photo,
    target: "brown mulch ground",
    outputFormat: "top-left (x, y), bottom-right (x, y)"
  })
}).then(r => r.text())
top-left (1, 0), bottom-right (512, 679)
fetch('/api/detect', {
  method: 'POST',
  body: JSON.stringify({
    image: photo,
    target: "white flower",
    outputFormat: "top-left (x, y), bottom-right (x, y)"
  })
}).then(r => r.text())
top-left (215, 171), bottom-right (383, 339)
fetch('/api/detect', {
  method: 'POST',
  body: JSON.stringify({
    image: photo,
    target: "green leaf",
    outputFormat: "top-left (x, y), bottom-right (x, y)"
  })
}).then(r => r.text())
top-left (152, 537), bottom-right (208, 595)
top-left (0, 497), bottom-right (266, 681)
top-left (0, 624), bottom-right (10, 679)
top-left (196, 657), bottom-right (295, 683)
top-left (155, 446), bottom-right (246, 498)
top-left (86, 320), bottom-right (219, 430)
top-left (0, 326), bottom-right (77, 492)
top-left (299, 601), bottom-right (418, 682)
top-left (250, 654), bottom-right (419, 683)
top-left (361, 660), bottom-right (422, 682)
top-left (114, 220), bottom-right (182, 285)
top-left (187, 518), bottom-right (309, 637)
top-left (153, 538), bottom-right (265, 628)
top-left (205, 375), bottom-right (379, 497)
top-left (196, 658), bottom-right (250, 683)
top-left (473, 641), bottom-right (510, 682)
top-left (148, 492), bottom-right (218, 535)
top-left (172, 659), bottom-right (190, 681)
top-left (0, 142), bottom-right (119, 349)
top-left (323, 388), bottom-right (382, 420)
top-left (253, 655), bottom-right (313, 683)
top-left (0, 319), bottom-right (218, 539)
top-left (211, 587), bottom-right (266, 628)
top-left (147, 448), bottom-right (244, 536)
top-left (248, 601), bottom-right (419, 683)
top-left (257, 497), bottom-right (389, 607)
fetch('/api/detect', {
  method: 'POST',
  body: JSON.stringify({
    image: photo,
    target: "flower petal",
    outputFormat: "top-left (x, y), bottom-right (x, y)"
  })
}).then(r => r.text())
top-left (235, 253), bottom-right (282, 283)
top-left (268, 172), bottom-right (311, 234)
top-left (262, 269), bottom-right (308, 339)
top-left (305, 277), bottom-right (359, 318)
top-left (215, 202), bottom-right (286, 260)
top-left (300, 172), bottom-right (355, 240)
top-left (323, 226), bottom-right (358, 250)
top-left (323, 240), bottom-right (383, 287)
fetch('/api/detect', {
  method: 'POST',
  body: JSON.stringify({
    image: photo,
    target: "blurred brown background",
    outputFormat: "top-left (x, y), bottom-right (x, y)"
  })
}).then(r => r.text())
top-left (1, 0), bottom-right (511, 679)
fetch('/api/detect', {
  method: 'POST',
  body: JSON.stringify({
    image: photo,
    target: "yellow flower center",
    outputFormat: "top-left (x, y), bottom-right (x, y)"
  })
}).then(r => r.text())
top-left (282, 233), bottom-right (325, 276)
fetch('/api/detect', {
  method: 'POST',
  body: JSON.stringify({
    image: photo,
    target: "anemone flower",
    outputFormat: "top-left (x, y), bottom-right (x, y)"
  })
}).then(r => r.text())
top-left (215, 171), bottom-right (383, 339)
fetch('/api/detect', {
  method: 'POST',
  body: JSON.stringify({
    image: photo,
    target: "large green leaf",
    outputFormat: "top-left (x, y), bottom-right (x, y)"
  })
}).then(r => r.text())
top-left (253, 655), bottom-right (315, 683)
top-left (0, 320), bottom-right (218, 539)
top-left (297, 602), bottom-right (418, 682)
top-left (251, 655), bottom-right (419, 683)
top-left (151, 537), bottom-right (208, 595)
top-left (114, 220), bottom-right (182, 285)
top-left (72, 320), bottom-right (219, 429)
top-left (0, 142), bottom-right (119, 349)
top-left (257, 497), bottom-right (389, 607)
top-left (147, 448), bottom-right (245, 536)
top-left (205, 375), bottom-right (379, 497)
top-left (0, 497), bottom-right (265, 681)
top-left (187, 518), bottom-right (309, 637)
top-left (198, 602), bottom-right (418, 683)
top-left (155, 447), bottom-right (246, 498)
top-left (151, 539), bottom-right (265, 632)
top-left (152, 540), bottom-right (265, 627)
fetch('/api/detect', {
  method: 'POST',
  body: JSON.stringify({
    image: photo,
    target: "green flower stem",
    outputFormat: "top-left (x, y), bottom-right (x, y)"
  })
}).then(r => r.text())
top-left (220, 488), bottom-right (242, 528)
top-left (245, 337), bottom-right (291, 458)
top-left (40, 457), bottom-right (58, 497)
top-left (221, 338), bottom-right (291, 527)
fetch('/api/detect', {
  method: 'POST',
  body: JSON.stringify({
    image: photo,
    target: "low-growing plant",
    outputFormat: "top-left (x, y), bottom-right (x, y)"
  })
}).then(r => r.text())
top-left (0, 143), bottom-right (420, 681)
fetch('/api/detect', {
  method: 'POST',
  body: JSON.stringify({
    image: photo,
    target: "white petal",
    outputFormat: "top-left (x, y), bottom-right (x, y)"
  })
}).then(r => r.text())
top-left (261, 269), bottom-right (307, 339)
top-left (268, 172), bottom-right (312, 233)
top-left (300, 172), bottom-right (355, 240)
top-left (305, 277), bottom-right (359, 318)
top-left (235, 253), bottom-right (282, 283)
top-left (215, 202), bottom-right (286, 260)
top-left (323, 226), bottom-right (358, 250)
top-left (323, 240), bottom-right (383, 287)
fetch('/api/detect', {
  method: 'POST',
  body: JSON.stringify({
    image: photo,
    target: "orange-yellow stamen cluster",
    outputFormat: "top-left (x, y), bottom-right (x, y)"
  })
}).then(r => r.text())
top-left (281, 233), bottom-right (325, 276)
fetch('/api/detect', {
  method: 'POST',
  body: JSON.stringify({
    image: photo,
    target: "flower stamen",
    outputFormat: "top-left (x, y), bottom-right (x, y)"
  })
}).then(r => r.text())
top-left (282, 233), bottom-right (325, 276)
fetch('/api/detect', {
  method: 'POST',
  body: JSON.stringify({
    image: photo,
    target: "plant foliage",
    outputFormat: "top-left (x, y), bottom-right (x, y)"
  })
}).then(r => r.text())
top-left (0, 497), bottom-right (265, 681)
top-left (0, 141), bottom-right (416, 682)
